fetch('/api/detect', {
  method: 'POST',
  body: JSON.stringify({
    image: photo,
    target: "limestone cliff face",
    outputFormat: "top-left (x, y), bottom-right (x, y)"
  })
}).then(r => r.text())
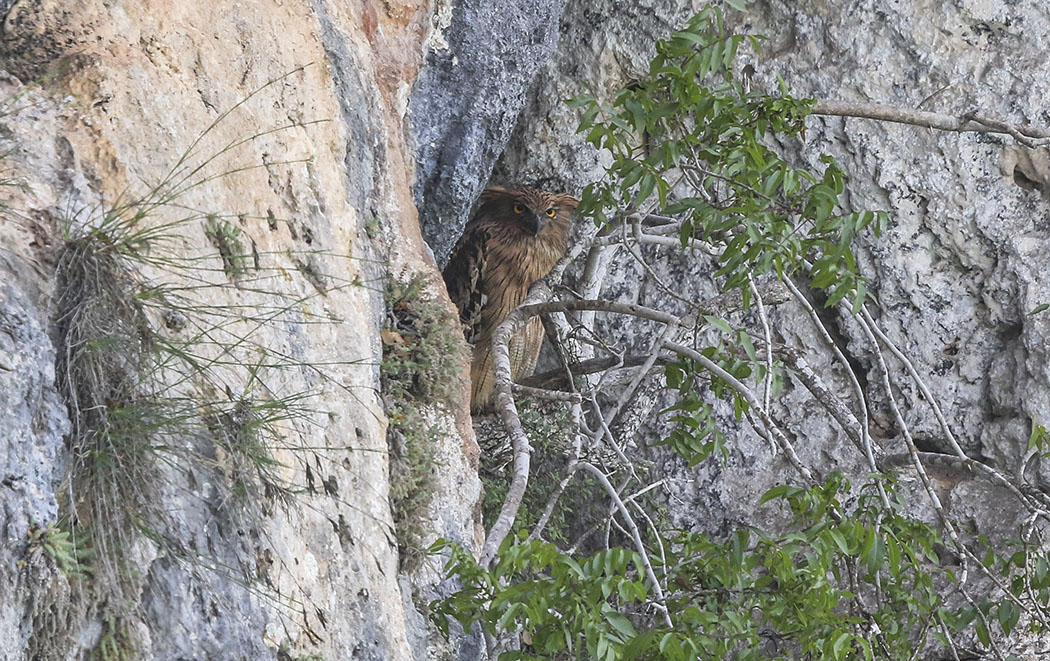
top-left (410, 0), bottom-right (570, 266)
top-left (0, 1), bottom-right (480, 659)
top-left (3, 0), bottom-right (1050, 658)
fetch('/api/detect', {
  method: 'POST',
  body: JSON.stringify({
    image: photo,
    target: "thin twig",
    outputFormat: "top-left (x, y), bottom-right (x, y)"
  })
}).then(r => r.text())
top-left (775, 345), bottom-right (863, 452)
top-left (608, 321), bottom-right (682, 432)
top-left (748, 275), bottom-right (774, 413)
top-left (783, 277), bottom-right (874, 469)
top-left (521, 353), bottom-right (670, 389)
top-left (577, 461), bottom-right (674, 628)
top-left (588, 391), bottom-right (634, 470)
top-left (664, 340), bottom-right (819, 486)
top-left (511, 382), bottom-right (582, 403)
top-left (859, 307), bottom-right (967, 458)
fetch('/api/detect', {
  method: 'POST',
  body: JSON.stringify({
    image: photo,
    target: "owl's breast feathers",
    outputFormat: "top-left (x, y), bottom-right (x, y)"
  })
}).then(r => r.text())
top-left (442, 187), bottom-right (576, 411)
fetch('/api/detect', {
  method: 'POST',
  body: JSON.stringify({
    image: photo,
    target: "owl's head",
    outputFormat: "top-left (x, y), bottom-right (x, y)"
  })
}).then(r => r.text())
top-left (478, 186), bottom-right (579, 236)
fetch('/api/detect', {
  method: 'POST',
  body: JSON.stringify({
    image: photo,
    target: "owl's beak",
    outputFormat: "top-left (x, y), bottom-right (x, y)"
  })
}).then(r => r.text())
top-left (526, 212), bottom-right (543, 235)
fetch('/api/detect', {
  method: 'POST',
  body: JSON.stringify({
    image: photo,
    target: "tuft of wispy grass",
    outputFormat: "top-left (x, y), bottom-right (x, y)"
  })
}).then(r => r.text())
top-left (53, 210), bottom-right (160, 593)
top-left (34, 65), bottom-right (381, 657)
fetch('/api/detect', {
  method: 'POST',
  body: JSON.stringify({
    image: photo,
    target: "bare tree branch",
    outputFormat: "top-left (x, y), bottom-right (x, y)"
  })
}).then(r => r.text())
top-left (521, 353), bottom-right (671, 390)
top-left (812, 100), bottom-right (1050, 147)
top-left (511, 382), bottom-right (583, 403)
top-left (479, 277), bottom-right (557, 567)
top-left (855, 312), bottom-right (1036, 636)
top-left (519, 299), bottom-right (682, 327)
top-left (783, 277), bottom-right (873, 466)
top-left (859, 307), bottom-right (968, 458)
top-left (775, 345), bottom-right (863, 453)
top-left (748, 275), bottom-right (774, 412)
top-left (482, 293), bottom-right (683, 565)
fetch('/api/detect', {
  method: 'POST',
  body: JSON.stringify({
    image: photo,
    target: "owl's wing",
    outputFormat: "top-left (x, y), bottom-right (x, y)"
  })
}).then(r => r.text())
top-left (442, 223), bottom-right (490, 344)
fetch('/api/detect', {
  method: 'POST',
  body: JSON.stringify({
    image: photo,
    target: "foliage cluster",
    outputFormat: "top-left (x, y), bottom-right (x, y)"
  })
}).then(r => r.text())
top-left (92, 615), bottom-right (135, 661)
top-left (574, 9), bottom-right (884, 310)
top-left (571, 5), bottom-right (884, 472)
top-left (435, 475), bottom-right (950, 660)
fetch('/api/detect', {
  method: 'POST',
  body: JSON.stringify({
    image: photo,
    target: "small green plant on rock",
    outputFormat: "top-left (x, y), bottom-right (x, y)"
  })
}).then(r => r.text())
top-left (91, 615), bottom-right (135, 661)
top-left (381, 273), bottom-right (468, 571)
top-left (27, 522), bottom-right (94, 580)
top-left (277, 640), bottom-right (327, 661)
top-left (382, 273), bottom-right (466, 406)
top-left (204, 215), bottom-right (251, 278)
top-left (49, 187), bottom-right (310, 657)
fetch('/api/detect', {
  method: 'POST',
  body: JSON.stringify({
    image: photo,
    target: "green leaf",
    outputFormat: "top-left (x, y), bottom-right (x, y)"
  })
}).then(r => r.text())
top-left (976, 620), bottom-right (991, 647)
top-left (704, 314), bottom-right (734, 334)
top-left (758, 484), bottom-right (794, 505)
top-left (605, 611), bottom-right (637, 639)
top-left (827, 528), bottom-right (851, 556)
top-left (566, 93), bottom-right (596, 108)
top-left (621, 162), bottom-right (644, 188)
top-left (638, 172), bottom-right (657, 205)
top-left (998, 599), bottom-right (1021, 635)
top-left (831, 632), bottom-right (852, 659)
top-left (563, 556), bottom-right (585, 578)
top-left (659, 631), bottom-right (675, 653)
top-left (1028, 422), bottom-right (1048, 451)
top-left (596, 633), bottom-right (608, 659)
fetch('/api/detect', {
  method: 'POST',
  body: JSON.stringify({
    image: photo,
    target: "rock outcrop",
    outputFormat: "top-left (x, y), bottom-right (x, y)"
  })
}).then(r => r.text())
top-left (0, 1), bottom-right (481, 659)
top-left (410, 0), bottom-right (569, 265)
top-left (3, 0), bottom-right (1049, 658)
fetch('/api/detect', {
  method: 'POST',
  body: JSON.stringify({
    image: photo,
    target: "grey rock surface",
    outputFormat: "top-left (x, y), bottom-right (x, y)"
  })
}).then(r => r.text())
top-left (743, 0), bottom-right (1050, 480)
top-left (501, 0), bottom-right (1050, 553)
top-left (0, 238), bottom-right (69, 661)
top-left (410, 0), bottom-right (569, 266)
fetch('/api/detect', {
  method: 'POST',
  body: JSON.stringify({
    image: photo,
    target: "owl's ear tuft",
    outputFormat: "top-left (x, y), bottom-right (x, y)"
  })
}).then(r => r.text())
top-left (476, 186), bottom-right (510, 207)
top-left (557, 194), bottom-right (580, 211)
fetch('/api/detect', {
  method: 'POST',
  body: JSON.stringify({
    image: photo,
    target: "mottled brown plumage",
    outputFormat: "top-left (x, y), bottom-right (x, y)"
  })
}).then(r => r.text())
top-left (443, 186), bottom-right (577, 412)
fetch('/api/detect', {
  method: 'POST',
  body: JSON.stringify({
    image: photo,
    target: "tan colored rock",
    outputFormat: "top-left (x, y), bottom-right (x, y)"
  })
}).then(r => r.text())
top-left (0, 1), bottom-right (480, 659)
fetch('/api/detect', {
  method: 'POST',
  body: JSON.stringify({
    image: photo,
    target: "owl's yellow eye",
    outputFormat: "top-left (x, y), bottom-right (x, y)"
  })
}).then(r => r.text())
top-left (512, 203), bottom-right (526, 214)
top-left (545, 208), bottom-right (556, 218)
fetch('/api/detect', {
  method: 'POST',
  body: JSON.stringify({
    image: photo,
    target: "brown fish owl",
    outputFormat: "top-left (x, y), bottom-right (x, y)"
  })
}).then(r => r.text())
top-left (442, 186), bottom-right (577, 412)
